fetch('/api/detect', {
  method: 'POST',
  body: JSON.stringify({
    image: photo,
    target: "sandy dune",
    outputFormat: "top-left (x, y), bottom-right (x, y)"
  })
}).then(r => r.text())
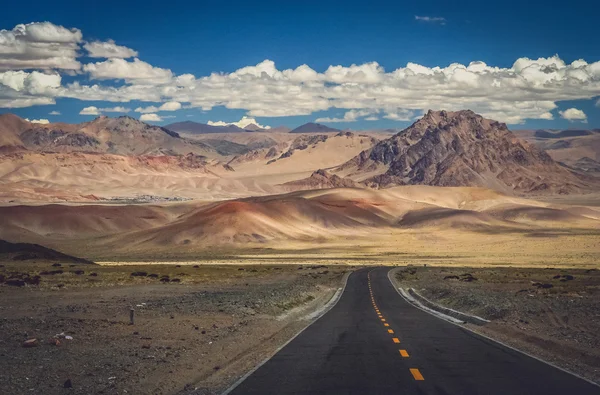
top-left (1, 186), bottom-right (598, 266)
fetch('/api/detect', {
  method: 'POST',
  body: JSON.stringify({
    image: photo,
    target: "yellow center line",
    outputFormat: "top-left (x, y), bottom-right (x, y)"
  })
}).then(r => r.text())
top-left (388, 329), bottom-right (394, 334)
top-left (410, 368), bottom-right (424, 381)
top-left (392, 337), bottom-right (400, 343)
top-left (384, 323), bottom-right (389, 327)
top-left (399, 350), bottom-right (409, 357)
top-left (381, 319), bottom-right (385, 322)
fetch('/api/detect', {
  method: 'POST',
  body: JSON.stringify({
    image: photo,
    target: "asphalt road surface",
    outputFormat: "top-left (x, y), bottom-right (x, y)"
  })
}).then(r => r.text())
top-left (227, 268), bottom-right (600, 394)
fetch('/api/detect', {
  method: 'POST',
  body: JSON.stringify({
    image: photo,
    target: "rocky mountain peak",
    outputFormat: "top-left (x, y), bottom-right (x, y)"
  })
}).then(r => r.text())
top-left (336, 110), bottom-right (590, 194)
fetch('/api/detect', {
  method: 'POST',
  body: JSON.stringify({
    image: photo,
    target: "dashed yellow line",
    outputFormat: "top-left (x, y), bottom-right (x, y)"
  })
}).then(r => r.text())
top-left (371, 273), bottom-right (420, 379)
top-left (410, 368), bottom-right (424, 381)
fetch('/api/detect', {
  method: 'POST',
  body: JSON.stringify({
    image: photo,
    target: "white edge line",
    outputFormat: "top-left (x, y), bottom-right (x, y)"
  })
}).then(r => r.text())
top-left (221, 270), bottom-right (352, 395)
top-left (398, 287), bottom-right (465, 324)
top-left (408, 288), bottom-right (490, 323)
top-left (387, 267), bottom-right (600, 389)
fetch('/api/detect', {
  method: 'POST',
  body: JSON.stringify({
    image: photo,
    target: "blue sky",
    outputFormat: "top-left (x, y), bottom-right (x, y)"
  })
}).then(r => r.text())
top-left (1, 0), bottom-right (599, 130)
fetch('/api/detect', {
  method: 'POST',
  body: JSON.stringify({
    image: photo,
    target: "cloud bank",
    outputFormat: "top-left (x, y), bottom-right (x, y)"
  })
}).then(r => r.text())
top-left (1, 21), bottom-right (600, 125)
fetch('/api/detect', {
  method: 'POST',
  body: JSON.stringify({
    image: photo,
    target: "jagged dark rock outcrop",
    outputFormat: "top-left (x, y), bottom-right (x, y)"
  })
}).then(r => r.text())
top-left (281, 169), bottom-right (361, 190)
top-left (336, 110), bottom-right (590, 194)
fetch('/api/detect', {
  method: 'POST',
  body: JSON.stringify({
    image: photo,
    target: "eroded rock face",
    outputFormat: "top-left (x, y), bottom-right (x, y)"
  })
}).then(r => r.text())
top-left (282, 169), bottom-right (361, 190)
top-left (339, 110), bottom-right (590, 194)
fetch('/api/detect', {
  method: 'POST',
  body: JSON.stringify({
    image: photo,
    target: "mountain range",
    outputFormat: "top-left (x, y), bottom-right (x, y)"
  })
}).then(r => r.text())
top-left (0, 110), bottom-right (598, 203)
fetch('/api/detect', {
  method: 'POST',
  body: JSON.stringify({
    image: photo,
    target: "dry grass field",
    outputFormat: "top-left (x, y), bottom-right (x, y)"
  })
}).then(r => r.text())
top-left (0, 261), bottom-right (348, 394)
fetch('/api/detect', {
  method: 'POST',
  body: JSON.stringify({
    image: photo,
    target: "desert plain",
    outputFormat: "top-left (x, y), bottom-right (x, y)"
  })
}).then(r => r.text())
top-left (1, 110), bottom-right (600, 393)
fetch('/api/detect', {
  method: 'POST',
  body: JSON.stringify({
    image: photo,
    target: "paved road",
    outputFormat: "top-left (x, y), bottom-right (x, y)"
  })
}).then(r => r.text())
top-left (227, 268), bottom-right (599, 394)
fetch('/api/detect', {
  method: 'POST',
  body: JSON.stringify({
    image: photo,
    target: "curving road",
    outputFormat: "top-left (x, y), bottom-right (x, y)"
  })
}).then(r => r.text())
top-left (226, 268), bottom-right (599, 394)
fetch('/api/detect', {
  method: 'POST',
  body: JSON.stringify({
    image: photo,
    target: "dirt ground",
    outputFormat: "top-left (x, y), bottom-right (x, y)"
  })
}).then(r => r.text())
top-left (394, 266), bottom-right (600, 384)
top-left (0, 261), bottom-right (349, 395)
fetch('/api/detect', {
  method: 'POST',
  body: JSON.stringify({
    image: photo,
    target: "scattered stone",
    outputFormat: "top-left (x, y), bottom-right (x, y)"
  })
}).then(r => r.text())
top-left (52, 263), bottom-right (62, 267)
top-left (444, 275), bottom-right (459, 280)
top-left (48, 338), bottom-right (61, 346)
top-left (130, 271), bottom-right (148, 277)
top-left (148, 273), bottom-right (159, 278)
top-left (22, 339), bottom-right (38, 348)
top-left (89, 272), bottom-right (98, 277)
top-left (24, 275), bottom-right (41, 285)
top-left (5, 279), bottom-right (25, 287)
top-left (171, 278), bottom-right (181, 283)
top-left (41, 270), bottom-right (63, 275)
top-left (459, 273), bottom-right (477, 282)
top-left (64, 379), bottom-right (72, 388)
top-left (531, 282), bottom-right (553, 289)
top-left (72, 270), bottom-right (84, 275)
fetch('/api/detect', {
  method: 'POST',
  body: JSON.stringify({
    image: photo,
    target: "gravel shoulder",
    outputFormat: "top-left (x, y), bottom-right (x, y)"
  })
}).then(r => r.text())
top-left (393, 265), bottom-right (600, 384)
top-left (0, 261), bottom-right (350, 394)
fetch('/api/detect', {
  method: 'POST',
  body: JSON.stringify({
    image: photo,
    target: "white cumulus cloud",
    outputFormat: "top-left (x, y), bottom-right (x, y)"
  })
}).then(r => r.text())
top-left (559, 108), bottom-right (587, 122)
top-left (84, 39), bottom-right (138, 58)
top-left (99, 106), bottom-right (130, 113)
top-left (316, 109), bottom-right (378, 123)
top-left (207, 115), bottom-right (271, 129)
top-left (25, 118), bottom-right (50, 124)
top-left (0, 22), bottom-right (82, 70)
top-left (79, 106), bottom-right (100, 115)
top-left (140, 113), bottom-right (162, 122)
top-left (49, 110), bottom-right (60, 115)
top-left (135, 101), bottom-right (181, 113)
top-left (83, 58), bottom-right (172, 84)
